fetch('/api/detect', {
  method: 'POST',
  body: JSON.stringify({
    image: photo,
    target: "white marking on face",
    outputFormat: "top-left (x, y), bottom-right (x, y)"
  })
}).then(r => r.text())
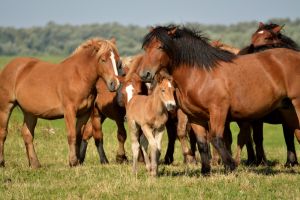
top-left (110, 51), bottom-right (118, 76)
top-left (167, 81), bottom-right (172, 88)
top-left (125, 84), bottom-right (134, 102)
top-left (258, 30), bottom-right (264, 34)
top-left (164, 100), bottom-right (176, 110)
top-left (145, 83), bottom-right (152, 90)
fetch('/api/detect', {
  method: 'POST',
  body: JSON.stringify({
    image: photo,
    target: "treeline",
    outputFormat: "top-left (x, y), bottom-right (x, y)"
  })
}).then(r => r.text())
top-left (0, 18), bottom-right (300, 57)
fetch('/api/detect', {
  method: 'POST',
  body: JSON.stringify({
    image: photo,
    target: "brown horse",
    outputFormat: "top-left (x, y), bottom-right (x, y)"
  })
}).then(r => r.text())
top-left (0, 38), bottom-right (120, 168)
top-left (79, 53), bottom-right (147, 164)
top-left (236, 22), bottom-right (300, 166)
top-left (126, 74), bottom-right (176, 176)
top-left (138, 26), bottom-right (300, 174)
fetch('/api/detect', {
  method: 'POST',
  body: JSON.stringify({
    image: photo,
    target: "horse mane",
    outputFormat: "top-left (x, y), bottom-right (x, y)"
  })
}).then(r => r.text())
top-left (239, 23), bottom-right (300, 55)
top-left (124, 54), bottom-right (144, 82)
top-left (143, 26), bottom-right (236, 70)
top-left (64, 38), bottom-right (118, 62)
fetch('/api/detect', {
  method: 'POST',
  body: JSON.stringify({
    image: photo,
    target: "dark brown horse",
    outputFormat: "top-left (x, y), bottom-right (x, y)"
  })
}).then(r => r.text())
top-left (138, 26), bottom-right (300, 174)
top-left (0, 38), bottom-right (120, 168)
top-left (236, 22), bottom-right (300, 166)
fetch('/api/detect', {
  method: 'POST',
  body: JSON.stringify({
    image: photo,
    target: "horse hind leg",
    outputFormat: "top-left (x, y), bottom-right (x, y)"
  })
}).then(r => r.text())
top-left (0, 102), bottom-right (15, 167)
top-left (21, 113), bottom-right (41, 169)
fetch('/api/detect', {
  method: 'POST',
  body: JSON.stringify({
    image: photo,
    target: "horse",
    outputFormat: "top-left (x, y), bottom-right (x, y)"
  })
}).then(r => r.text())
top-left (0, 38), bottom-right (120, 168)
top-left (126, 73), bottom-right (176, 176)
top-left (211, 40), bottom-right (240, 54)
top-left (138, 25), bottom-right (300, 174)
top-left (78, 53), bottom-right (147, 164)
top-left (236, 22), bottom-right (300, 166)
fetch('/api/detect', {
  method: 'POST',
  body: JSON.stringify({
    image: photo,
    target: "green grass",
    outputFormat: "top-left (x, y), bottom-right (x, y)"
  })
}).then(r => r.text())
top-left (0, 56), bottom-right (300, 199)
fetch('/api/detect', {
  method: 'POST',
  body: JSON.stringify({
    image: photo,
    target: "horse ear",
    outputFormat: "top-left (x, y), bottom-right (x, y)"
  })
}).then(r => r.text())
top-left (258, 22), bottom-right (264, 28)
top-left (273, 24), bottom-right (284, 33)
top-left (168, 27), bottom-right (177, 36)
top-left (110, 37), bottom-right (116, 45)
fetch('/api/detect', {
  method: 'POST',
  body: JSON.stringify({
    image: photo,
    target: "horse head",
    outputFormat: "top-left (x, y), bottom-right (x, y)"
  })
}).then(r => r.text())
top-left (251, 22), bottom-right (284, 47)
top-left (139, 26), bottom-right (176, 82)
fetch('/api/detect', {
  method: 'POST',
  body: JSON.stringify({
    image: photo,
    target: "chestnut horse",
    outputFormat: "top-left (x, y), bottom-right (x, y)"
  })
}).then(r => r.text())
top-left (0, 38), bottom-right (120, 168)
top-left (126, 75), bottom-right (176, 176)
top-left (139, 26), bottom-right (300, 174)
top-left (236, 22), bottom-right (300, 166)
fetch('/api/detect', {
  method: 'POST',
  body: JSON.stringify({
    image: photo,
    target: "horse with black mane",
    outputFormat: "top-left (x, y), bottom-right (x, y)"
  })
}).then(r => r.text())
top-left (138, 25), bottom-right (300, 174)
top-left (236, 22), bottom-right (300, 166)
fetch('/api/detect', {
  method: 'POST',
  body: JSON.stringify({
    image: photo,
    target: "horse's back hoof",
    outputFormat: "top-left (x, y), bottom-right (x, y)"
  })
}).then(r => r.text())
top-left (69, 159), bottom-right (79, 167)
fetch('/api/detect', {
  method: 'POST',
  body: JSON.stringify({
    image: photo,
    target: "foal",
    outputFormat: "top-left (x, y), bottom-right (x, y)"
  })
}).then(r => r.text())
top-left (126, 75), bottom-right (176, 176)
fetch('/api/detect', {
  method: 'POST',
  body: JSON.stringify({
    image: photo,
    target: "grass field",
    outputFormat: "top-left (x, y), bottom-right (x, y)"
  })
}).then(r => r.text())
top-left (0, 56), bottom-right (300, 199)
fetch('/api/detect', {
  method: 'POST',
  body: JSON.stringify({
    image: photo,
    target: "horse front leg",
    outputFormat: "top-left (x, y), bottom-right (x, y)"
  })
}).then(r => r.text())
top-left (210, 107), bottom-right (236, 172)
top-left (115, 120), bottom-right (128, 163)
top-left (164, 117), bottom-right (177, 164)
top-left (190, 123), bottom-right (211, 174)
top-left (21, 113), bottom-right (41, 169)
top-left (64, 107), bottom-right (79, 167)
top-left (75, 112), bottom-right (91, 163)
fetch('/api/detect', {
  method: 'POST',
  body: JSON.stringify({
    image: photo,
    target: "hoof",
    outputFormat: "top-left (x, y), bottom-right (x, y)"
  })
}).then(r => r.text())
top-left (31, 162), bottom-right (42, 169)
top-left (116, 154), bottom-right (128, 164)
top-left (285, 161), bottom-right (298, 168)
top-left (201, 165), bottom-right (211, 175)
top-left (163, 156), bottom-right (173, 165)
top-left (69, 159), bottom-right (79, 167)
top-left (0, 160), bottom-right (5, 167)
top-left (184, 155), bottom-right (197, 165)
top-left (224, 161), bottom-right (237, 173)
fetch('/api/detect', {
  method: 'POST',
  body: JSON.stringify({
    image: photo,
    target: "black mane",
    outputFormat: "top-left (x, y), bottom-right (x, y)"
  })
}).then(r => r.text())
top-left (239, 23), bottom-right (300, 55)
top-left (143, 26), bottom-right (236, 70)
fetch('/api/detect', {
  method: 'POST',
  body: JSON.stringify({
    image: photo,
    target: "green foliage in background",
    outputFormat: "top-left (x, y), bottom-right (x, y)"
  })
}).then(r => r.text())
top-left (0, 18), bottom-right (300, 57)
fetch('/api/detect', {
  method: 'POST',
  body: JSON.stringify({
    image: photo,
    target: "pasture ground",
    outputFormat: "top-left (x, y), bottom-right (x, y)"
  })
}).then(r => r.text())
top-left (0, 56), bottom-right (299, 200)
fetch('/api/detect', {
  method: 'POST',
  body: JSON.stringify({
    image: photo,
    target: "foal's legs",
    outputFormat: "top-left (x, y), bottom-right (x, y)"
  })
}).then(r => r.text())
top-left (75, 112), bottom-right (90, 161)
top-left (235, 122), bottom-right (253, 165)
top-left (141, 125), bottom-right (159, 176)
top-left (252, 122), bottom-right (267, 165)
top-left (128, 120), bottom-right (140, 175)
top-left (0, 103), bottom-right (15, 167)
top-left (21, 113), bottom-right (40, 168)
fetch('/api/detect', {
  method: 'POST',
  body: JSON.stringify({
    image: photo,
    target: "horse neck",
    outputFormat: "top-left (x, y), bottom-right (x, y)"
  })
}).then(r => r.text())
top-left (65, 52), bottom-right (99, 85)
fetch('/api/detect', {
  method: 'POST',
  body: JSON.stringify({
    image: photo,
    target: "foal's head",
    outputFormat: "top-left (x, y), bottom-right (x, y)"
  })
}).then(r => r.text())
top-left (74, 38), bottom-right (122, 91)
top-left (154, 74), bottom-right (176, 111)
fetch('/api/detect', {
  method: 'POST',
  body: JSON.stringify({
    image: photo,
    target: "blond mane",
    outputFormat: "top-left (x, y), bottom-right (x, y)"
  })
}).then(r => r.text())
top-left (69, 38), bottom-right (118, 60)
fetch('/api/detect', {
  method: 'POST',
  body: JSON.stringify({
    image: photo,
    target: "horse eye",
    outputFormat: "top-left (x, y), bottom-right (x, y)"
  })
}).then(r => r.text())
top-left (101, 59), bottom-right (106, 63)
top-left (161, 89), bottom-right (165, 93)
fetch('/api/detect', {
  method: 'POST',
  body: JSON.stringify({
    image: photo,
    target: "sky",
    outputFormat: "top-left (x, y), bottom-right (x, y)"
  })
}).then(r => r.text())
top-left (0, 0), bottom-right (299, 28)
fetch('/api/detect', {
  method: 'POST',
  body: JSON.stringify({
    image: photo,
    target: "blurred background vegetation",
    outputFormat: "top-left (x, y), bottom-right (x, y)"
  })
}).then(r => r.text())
top-left (0, 18), bottom-right (299, 57)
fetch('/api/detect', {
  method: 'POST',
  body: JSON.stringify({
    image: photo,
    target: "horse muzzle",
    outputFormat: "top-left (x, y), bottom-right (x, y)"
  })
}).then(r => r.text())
top-left (107, 78), bottom-right (120, 92)
top-left (165, 101), bottom-right (177, 111)
top-left (140, 70), bottom-right (153, 82)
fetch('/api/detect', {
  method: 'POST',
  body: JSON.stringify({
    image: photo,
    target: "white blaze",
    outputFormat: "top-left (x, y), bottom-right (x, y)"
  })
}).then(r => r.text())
top-left (110, 51), bottom-right (118, 76)
top-left (167, 81), bottom-right (172, 88)
top-left (125, 84), bottom-right (134, 102)
top-left (258, 30), bottom-right (264, 34)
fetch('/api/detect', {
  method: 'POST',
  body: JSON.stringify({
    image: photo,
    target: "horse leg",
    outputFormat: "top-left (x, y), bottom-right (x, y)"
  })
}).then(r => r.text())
top-left (235, 122), bottom-right (254, 165)
top-left (177, 110), bottom-right (196, 164)
top-left (291, 98), bottom-right (300, 144)
top-left (128, 120), bottom-right (140, 175)
top-left (80, 120), bottom-right (93, 164)
top-left (93, 115), bottom-right (109, 164)
top-left (282, 124), bottom-right (298, 167)
top-left (188, 127), bottom-right (197, 160)
top-left (210, 108), bottom-right (236, 172)
top-left (115, 120), bottom-right (128, 163)
top-left (191, 123), bottom-right (211, 174)
top-left (139, 134), bottom-right (151, 172)
top-left (252, 122), bottom-right (267, 165)
top-left (21, 113), bottom-right (40, 169)
top-left (75, 112), bottom-right (90, 162)
top-left (164, 117), bottom-right (176, 164)
top-left (154, 128), bottom-right (165, 175)
top-left (64, 107), bottom-right (79, 167)
top-left (0, 103), bottom-right (15, 167)
top-left (141, 125), bottom-right (158, 176)
top-left (224, 122), bottom-right (232, 155)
